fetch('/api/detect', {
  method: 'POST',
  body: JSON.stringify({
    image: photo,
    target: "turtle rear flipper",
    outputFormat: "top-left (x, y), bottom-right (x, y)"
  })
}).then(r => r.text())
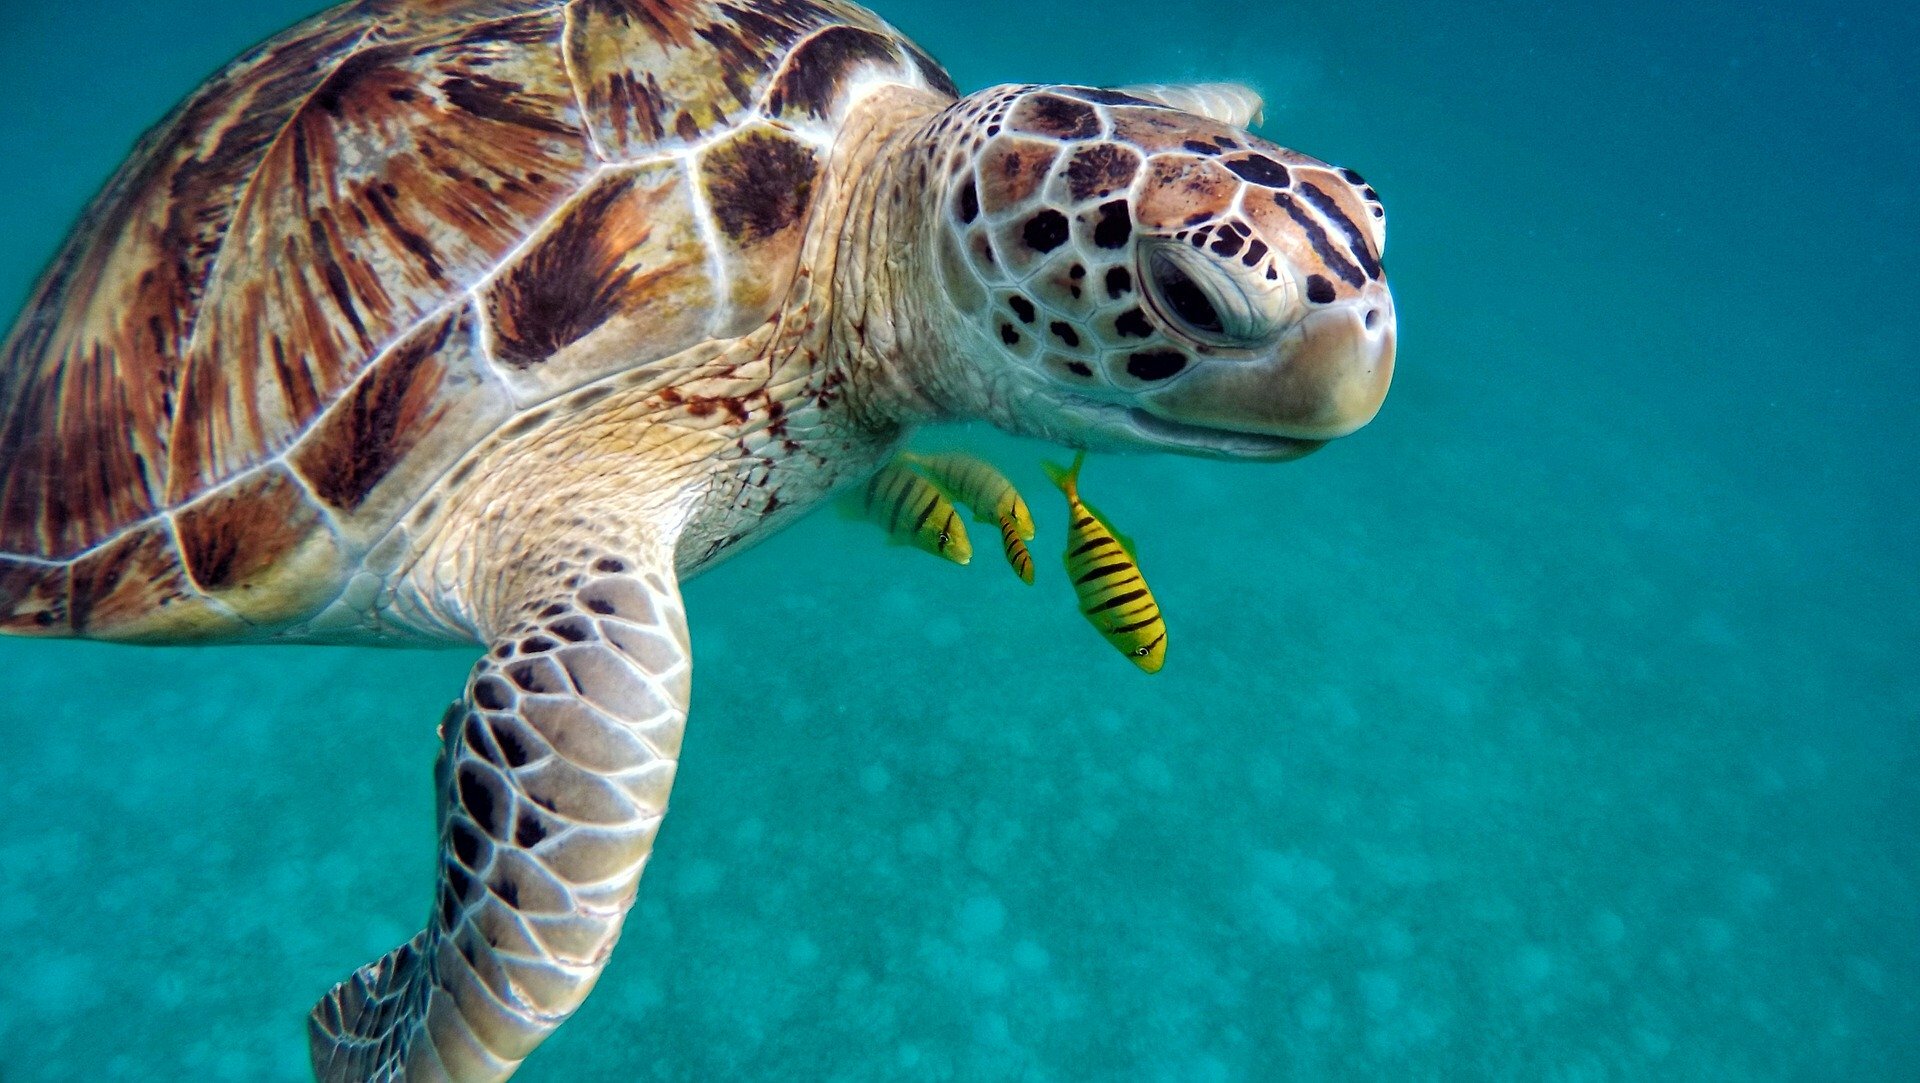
top-left (310, 548), bottom-right (691, 1081)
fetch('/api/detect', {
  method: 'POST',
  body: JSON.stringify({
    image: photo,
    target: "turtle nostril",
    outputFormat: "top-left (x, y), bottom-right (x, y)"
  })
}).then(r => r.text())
top-left (1364, 307), bottom-right (1381, 331)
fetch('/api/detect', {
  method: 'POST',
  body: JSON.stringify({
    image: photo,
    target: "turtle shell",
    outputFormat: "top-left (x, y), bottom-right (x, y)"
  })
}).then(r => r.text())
top-left (0, 0), bottom-right (956, 640)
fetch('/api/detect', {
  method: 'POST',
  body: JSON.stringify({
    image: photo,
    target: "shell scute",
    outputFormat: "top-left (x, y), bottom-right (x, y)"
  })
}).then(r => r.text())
top-left (0, 9), bottom-right (376, 559)
top-left (565, 0), bottom-right (890, 158)
top-left (166, 8), bottom-right (593, 506)
top-left (697, 123), bottom-right (821, 332)
top-left (482, 160), bottom-right (717, 400)
top-left (0, 557), bottom-right (71, 636)
top-left (68, 521), bottom-right (240, 642)
top-left (173, 466), bottom-right (350, 627)
top-left (290, 304), bottom-right (514, 542)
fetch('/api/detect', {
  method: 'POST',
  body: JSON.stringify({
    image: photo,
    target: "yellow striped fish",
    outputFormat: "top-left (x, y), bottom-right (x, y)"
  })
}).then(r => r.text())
top-left (856, 462), bottom-right (972, 565)
top-left (1043, 453), bottom-right (1167, 672)
top-left (903, 451), bottom-right (1036, 584)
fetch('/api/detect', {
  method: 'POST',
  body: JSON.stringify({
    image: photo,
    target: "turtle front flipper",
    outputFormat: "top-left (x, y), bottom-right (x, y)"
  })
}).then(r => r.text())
top-left (309, 552), bottom-right (691, 1082)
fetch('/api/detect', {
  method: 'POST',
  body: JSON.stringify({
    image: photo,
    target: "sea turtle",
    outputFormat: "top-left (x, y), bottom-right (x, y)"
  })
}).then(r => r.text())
top-left (0, 0), bottom-right (1395, 1077)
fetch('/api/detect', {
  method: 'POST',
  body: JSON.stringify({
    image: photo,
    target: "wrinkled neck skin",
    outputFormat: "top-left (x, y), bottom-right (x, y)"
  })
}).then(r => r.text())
top-left (817, 87), bottom-right (1000, 437)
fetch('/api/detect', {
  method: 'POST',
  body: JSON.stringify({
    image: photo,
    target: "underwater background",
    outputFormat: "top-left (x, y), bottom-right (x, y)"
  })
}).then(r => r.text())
top-left (0, 0), bottom-right (1914, 1078)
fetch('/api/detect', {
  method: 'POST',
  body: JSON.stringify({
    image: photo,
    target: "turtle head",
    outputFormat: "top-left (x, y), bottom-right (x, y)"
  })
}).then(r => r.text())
top-left (918, 85), bottom-right (1394, 461)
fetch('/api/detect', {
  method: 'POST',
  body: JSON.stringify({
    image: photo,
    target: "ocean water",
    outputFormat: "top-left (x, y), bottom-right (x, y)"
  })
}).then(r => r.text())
top-left (0, 0), bottom-right (1915, 1079)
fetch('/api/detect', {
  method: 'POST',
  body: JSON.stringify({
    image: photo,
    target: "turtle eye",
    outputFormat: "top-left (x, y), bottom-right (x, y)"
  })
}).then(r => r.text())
top-left (1150, 253), bottom-right (1224, 337)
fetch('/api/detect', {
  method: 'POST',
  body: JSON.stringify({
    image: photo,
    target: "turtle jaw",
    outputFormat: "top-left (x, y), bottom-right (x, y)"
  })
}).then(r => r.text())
top-left (1051, 395), bottom-right (1328, 461)
top-left (1134, 291), bottom-right (1396, 448)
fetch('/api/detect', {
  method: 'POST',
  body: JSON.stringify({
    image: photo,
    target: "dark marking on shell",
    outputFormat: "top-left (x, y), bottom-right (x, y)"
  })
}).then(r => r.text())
top-left (487, 176), bottom-right (647, 368)
top-left (293, 310), bottom-right (459, 512)
top-left (705, 128), bottom-right (819, 242)
top-left (765, 26), bottom-right (900, 119)
top-left (174, 469), bottom-right (323, 593)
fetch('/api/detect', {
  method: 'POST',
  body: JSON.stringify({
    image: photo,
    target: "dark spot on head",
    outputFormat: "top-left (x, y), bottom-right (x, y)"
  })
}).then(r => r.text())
top-left (1342, 167), bottom-right (1367, 185)
top-left (1009, 295), bottom-right (1036, 323)
top-left (1064, 143), bottom-right (1142, 202)
top-left (1306, 274), bottom-right (1337, 304)
top-left (1115, 308), bottom-right (1153, 338)
top-left (1241, 238), bottom-right (1269, 267)
top-left (585, 597), bottom-right (615, 615)
top-left (1000, 322), bottom-right (1021, 346)
top-left (1362, 186), bottom-right (1378, 200)
top-left (1070, 263), bottom-right (1086, 279)
top-left (1011, 93), bottom-right (1101, 139)
top-left (1127, 350), bottom-right (1190, 381)
top-left (1105, 266), bottom-right (1132, 298)
top-left (593, 558), bottom-right (626, 574)
top-left (1182, 139), bottom-right (1222, 155)
top-left (1210, 231), bottom-right (1244, 257)
top-left (1092, 200), bottom-right (1131, 249)
top-left (1223, 154), bottom-right (1290, 188)
top-left (956, 178), bottom-right (979, 223)
top-left (1050, 321), bottom-right (1081, 347)
top-left (514, 810), bottom-right (547, 848)
top-left (1023, 210), bottom-right (1071, 252)
top-left (1063, 86), bottom-right (1154, 107)
top-left (1067, 361), bottom-right (1093, 377)
top-left (1211, 135), bottom-right (1240, 149)
top-left (520, 635), bottom-right (557, 654)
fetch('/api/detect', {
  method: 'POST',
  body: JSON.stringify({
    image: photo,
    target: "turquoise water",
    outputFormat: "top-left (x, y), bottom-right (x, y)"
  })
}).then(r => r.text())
top-left (1, 0), bottom-right (1915, 1078)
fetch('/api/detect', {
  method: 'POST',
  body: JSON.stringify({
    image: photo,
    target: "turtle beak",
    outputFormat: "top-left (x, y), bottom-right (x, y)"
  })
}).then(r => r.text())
top-left (1141, 284), bottom-right (1395, 441)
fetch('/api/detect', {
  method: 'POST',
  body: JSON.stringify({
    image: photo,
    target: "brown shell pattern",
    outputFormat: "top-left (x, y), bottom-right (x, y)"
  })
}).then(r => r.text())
top-left (0, 0), bottom-right (956, 638)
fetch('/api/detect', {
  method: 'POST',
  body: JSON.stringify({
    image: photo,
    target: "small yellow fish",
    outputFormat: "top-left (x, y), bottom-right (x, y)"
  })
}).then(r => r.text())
top-left (857, 462), bottom-right (971, 565)
top-left (1043, 452), bottom-right (1166, 673)
top-left (998, 517), bottom-right (1036, 584)
top-left (904, 451), bottom-right (1035, 583)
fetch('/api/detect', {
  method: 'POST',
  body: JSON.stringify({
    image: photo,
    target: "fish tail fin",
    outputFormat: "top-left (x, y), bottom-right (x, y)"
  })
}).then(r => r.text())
top-left (1042, 451), bottom-right (1086, 497)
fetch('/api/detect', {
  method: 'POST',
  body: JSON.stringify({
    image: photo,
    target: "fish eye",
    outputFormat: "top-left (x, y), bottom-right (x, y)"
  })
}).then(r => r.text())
top-left (1134, 645), bottom-right (1150, 655)
top-left (1149, 251), bottom-right (1224, 337)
